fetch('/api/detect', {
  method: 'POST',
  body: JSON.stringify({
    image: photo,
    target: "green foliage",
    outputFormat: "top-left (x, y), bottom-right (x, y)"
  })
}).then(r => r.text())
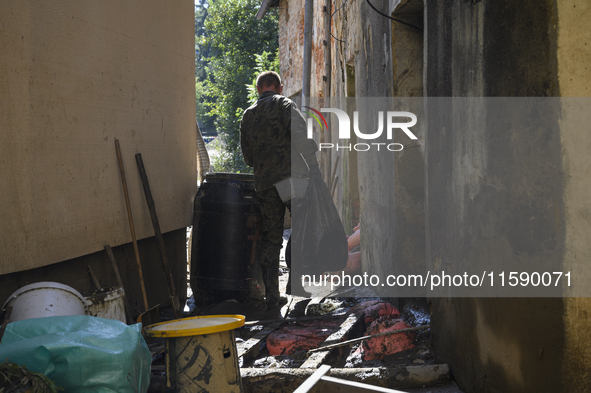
top-left (195, 78), bottom-right (215, 132)
top-left (200, 0), bottom-right (278, 173)
top-left (247, 49), bottom-right (281, 104)
top-left (195, 1), bottom-right (216, 132)
top-left (0, 362), bottom-right (61, 393)
top-left (194, 0), bottom-right (209, 81)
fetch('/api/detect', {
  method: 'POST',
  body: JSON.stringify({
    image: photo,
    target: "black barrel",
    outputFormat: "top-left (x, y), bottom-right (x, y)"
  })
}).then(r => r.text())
top-left (190, 173), bottom-right (262, 303)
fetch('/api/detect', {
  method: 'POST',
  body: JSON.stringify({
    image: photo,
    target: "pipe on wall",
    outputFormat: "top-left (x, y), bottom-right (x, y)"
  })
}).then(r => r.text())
top-left (302, 0), bottom-right (313, 106)
top-left (323, 0), bottom-right (332, 184)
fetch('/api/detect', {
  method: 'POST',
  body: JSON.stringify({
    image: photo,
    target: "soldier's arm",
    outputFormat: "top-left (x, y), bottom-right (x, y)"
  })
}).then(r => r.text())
top-left (240, 112), bottom-right (254, 167)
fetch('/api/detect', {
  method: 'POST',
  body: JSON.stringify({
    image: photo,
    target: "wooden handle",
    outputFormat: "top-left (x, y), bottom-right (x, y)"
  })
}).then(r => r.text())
top-left (0, 306), bottom-right (13, 343)
top-left (105, 244), bottom-right (134, 324)
top-left (114, 139), bottom-right (150, 312)
top-left (87, 265), bottom-right (102, 290)
top-left (135, 153), bottom-right (180, 318)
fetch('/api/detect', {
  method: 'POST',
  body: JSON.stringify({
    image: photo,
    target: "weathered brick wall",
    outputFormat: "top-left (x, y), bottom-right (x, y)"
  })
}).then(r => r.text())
top-left (277, 0), bottom-right (367, 234)
top-left (278, 0), bottom-right (365, 98)
top-left (330, 0), bottom-right (363, 97)
top-left (278, 0), bottom-right (304, 97)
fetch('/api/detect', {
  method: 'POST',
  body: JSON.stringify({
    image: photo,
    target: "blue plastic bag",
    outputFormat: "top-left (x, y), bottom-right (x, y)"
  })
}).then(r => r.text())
top-left (0, 315), bottom-right (151, 393)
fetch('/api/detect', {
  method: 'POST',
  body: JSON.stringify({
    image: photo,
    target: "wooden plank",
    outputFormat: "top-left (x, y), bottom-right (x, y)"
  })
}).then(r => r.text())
top-left (244, 314), bottom-right (344, 327)
top-left (293, 365), bottom-right (331, 393)
top-left (300, 313), bottom-right (361, 368)
top-left (307, 325), bottom-right (430, 356)
top-left (241, 365), bottom-right (450, 393)
top-left (316, 376), bottom-right (407, 393)
top-left (151, 364), bottom-right (166, 373)
top-left (237, 321), bottom-right (284, 361)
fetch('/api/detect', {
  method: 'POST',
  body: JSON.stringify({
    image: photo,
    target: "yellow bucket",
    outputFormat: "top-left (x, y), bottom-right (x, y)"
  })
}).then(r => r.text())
top-left (145, 315), bottom-right (245, 393)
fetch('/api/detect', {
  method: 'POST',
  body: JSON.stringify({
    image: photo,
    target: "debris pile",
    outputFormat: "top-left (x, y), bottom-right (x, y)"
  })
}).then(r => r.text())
top-left (0, 362), bottom-right (60, 393)
top-left (266, 318), bottom-right (344, 355)
top-left (350, 300), bottom-right (400, 325)
top-left (348, 300), bottom-right (415, 361)
top-left (354, 318), bottom-right (415, 361)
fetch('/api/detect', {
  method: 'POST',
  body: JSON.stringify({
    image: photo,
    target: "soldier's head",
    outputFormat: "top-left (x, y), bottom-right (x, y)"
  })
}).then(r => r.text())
top-left (256, 71), bottom-right (283, 95)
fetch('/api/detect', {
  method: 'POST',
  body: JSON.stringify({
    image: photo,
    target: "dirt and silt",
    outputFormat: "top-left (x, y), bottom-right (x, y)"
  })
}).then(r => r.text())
top-left (146, 232), bottom-right (463, 392)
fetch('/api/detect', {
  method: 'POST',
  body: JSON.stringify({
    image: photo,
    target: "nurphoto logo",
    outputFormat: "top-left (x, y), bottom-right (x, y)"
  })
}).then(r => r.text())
top-left (304, 106), bottom-right (418, 152)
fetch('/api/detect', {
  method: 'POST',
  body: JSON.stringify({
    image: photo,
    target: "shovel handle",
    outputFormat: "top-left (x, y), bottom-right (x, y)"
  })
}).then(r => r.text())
top-left (135, 153), bottom-right (180, 318)
top-left (115, 139), bottom-right (150, 312)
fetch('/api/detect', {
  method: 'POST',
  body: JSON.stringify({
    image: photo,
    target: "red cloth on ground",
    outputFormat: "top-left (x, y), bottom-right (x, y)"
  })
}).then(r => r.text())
top-left (354, 318), bottom-right (415, 360)
top-left (266, 319), bottom-right (343, 355)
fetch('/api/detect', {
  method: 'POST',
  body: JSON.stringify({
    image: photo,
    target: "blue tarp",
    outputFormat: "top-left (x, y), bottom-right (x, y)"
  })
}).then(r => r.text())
top-left (0, 315), bottom-right (151, 393)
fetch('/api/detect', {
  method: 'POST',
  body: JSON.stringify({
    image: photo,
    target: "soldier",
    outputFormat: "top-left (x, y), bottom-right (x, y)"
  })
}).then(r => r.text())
top-left (240, 71), bottom-right (319, 309)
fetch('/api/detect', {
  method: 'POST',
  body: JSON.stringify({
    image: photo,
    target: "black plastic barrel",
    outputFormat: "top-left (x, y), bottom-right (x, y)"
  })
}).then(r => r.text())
top-left (190, 173), bottom-right (262, 303)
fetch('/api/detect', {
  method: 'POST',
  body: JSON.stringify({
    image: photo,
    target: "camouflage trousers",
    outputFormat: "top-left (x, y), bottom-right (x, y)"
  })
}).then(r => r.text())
top-left (256, 187), bottom-right (290, 304)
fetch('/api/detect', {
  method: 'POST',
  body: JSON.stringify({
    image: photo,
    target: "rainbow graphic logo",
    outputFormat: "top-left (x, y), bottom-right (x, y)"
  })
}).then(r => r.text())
top-left (303, 106), bottom-right (329, 132)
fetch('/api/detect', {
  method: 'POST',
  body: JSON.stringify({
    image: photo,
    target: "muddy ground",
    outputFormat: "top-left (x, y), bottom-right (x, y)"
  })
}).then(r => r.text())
top-left (146, 232), bottom-right (462, 392)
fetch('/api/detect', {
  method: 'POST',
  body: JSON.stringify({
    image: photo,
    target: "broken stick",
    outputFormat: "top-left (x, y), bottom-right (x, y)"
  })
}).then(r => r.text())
top-left (306, 325), bottom-right (430, 356)
top-left (244, 314), bottom-right (346, 327)
top-left (0, 306), bottom-right (13, 343)
top-left (105, 244), bottom-right (134, 324)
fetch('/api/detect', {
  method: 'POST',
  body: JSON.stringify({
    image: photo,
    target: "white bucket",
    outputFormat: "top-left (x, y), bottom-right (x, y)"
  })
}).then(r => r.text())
top-left (2, 281), bottom-right (88, 323)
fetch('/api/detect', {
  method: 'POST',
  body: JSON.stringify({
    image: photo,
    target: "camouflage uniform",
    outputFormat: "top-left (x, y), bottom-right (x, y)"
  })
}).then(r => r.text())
top-left (240, 91), bottom-right (318, 305)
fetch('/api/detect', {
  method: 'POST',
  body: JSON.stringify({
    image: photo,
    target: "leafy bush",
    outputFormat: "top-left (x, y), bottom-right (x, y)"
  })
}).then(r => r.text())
top-left (198, 0), bottom-right (279, 173)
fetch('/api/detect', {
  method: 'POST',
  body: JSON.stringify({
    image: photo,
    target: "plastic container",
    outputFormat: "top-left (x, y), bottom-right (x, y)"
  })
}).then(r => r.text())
top-left (274, 177), bottom-right (308, 202)
top-left (144, 315), bottom-right (245, 393)
top-left (84, 287), bottom-right (126, 323)
top-left (191, 173), bottom-right (263, 303)
top-left (2, 281), bottom-right (88, 323)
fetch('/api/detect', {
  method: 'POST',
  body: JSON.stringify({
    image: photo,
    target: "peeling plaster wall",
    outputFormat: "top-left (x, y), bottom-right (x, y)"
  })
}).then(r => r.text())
top-left (278, 0), bottom-right (366, 235)
top-left (279, 0), bottom-right (414, 281)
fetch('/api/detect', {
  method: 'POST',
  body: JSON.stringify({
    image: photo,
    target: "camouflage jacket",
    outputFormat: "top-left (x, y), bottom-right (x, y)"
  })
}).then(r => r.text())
top-left (240, 91), bottom-right (318, 191)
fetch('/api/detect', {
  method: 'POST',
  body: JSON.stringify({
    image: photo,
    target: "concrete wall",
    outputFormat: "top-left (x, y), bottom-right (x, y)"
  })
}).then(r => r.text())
top-left (425, 1), bottom-right (563, 391)
top-left (425, 0), bottom-right (591, 391)
top-left (0, 1), bottom-right (195, 311)
top-left (390, 0), bottom-right (426, 289)
top-left (556, 1), bottom-right (591, 391)
top-left (0, 1), bottom-right (197, 277)
top-left (277, 1), bottom-right (591, 389)
top-left (278, 0), bottom-right (424, 280)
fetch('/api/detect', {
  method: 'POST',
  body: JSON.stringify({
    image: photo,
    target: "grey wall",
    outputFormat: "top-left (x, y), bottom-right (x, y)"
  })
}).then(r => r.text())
top-left (0, 1), bottom-right (197, 276)
top-left (0, 0), bottom-right (195, 313)
top-left (354, 1), bottom-right (398, 282)
top-left (425, 1), bottom-right (566, 391)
